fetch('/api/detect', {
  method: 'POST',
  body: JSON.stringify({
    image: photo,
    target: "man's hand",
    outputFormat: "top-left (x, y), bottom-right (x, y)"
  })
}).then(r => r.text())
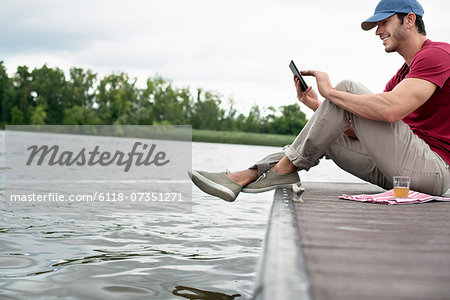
top-left (301, 70), bottom-right (334, 99)
top-left (293, 76), bottom-right (320, 112)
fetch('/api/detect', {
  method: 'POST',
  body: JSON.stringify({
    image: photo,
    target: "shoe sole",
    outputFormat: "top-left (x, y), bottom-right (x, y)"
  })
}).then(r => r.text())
top-left (242, 182), bottom-right (301, 193)
top-left (188, 170), bottom-right (237, 202)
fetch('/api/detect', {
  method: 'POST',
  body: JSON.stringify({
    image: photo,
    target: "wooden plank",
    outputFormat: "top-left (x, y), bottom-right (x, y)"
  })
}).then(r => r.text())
top-left (294, 182), bottom-right (450, 300)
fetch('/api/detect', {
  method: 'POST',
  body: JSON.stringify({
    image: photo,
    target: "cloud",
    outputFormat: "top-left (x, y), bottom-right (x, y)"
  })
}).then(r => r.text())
top-left (1, 0), bottom-right (448, 117)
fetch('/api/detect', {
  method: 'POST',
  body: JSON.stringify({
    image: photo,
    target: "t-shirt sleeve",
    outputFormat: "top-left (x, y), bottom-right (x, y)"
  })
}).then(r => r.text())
top-left (384, 63), bottom-right (408, 92)
top-left (406, 47), bottom-right (450, 88)
top-left (384, 75), bottom-right (397, 92)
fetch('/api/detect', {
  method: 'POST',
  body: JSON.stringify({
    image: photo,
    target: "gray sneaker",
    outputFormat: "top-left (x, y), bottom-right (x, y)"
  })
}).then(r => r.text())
top-left (242, 168), bottom-right (301, 193)
top-left (188, 170), bottom-right (242, 202)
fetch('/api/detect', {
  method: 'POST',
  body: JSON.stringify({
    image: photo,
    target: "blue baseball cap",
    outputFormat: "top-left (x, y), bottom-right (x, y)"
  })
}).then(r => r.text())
top-left (361, 0), bottom-right (424, 30)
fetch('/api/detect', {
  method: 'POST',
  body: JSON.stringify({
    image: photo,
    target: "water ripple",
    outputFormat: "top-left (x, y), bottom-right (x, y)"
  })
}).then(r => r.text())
top-left (0, 142), bottom-right (282, 299)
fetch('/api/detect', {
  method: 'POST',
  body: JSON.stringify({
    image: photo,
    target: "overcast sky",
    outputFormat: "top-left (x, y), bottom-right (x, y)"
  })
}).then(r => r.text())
top-left (1, 0), bottom-right (448, 118)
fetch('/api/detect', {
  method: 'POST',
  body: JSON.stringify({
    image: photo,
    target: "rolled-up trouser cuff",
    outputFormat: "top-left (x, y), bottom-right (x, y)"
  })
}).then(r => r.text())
top-left (284, 144), bottom-right (321, 171)
top-left (248, 151), bottom-right (284, 176)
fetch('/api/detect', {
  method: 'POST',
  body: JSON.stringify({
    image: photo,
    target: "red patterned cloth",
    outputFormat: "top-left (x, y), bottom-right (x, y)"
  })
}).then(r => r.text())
top-left (340, 189), bottom-right (450, 205)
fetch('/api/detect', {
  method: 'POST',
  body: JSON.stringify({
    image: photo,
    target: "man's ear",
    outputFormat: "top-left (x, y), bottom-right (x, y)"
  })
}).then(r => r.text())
top-left (405, 13), bottom-right (417, 29)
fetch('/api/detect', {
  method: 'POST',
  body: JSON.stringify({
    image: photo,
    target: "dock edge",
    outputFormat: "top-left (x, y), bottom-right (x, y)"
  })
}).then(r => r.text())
top-left (252, 187), bottom-right (311, 300)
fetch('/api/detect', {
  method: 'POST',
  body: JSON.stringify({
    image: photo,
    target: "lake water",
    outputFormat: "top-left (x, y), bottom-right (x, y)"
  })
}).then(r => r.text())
top-left (0, 133), bottom-right (363, 300)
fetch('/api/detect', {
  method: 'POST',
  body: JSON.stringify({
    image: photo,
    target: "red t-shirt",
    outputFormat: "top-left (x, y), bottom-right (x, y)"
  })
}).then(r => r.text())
top-left (384, 39), bottom-right (450, 164)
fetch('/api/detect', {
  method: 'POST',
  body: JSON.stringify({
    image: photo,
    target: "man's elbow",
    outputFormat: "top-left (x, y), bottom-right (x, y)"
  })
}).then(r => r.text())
top-left (376, 93), bottom-right (408, 123)
top-left (382, 109), bottom-right (405, 123)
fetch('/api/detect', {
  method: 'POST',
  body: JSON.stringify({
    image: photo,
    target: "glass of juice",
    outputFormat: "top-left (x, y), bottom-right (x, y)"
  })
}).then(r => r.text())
top-left (393, 176), bottom-right (411, 199)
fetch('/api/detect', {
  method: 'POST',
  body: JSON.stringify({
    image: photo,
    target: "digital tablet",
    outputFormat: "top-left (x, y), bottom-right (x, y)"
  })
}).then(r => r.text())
top-left (289, 60), bottom-right (308, 92)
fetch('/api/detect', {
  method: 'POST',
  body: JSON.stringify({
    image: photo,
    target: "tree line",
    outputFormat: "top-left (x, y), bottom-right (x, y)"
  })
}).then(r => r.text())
top-left (0, 61), bottom-right (307, 135)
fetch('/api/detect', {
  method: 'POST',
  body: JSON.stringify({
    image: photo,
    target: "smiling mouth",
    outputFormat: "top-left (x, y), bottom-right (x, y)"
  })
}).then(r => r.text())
top-left (381, 36), bottom-right (390, 45)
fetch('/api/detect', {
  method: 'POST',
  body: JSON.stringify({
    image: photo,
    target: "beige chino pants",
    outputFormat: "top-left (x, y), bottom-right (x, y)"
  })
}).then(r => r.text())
top-left (250, 80), bottom-right (450, 196)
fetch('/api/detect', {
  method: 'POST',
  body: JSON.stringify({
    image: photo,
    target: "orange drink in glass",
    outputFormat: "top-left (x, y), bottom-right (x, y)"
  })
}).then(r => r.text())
top-left (393, 176), bottom-right (411, 199)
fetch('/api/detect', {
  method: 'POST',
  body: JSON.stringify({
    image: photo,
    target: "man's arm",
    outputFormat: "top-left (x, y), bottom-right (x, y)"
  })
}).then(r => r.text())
top-left (294, 75), bottom-right (358, 138)
top-left (303, 70), bottom-right (437, 122)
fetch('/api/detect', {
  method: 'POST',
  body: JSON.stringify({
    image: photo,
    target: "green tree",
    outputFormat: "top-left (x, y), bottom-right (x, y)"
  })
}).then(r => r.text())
top-left (241, 104), bottom-right (263, 133)
top-left (63, 106), bottom-right (101, 125)
top-left (191, 88), bottom-right (225, 130)
top-left (30, 105), bottom-right (47, 125)
top-left (96, 73), bottom-right (138, 124)
top-left (177, 86), bottom-right (194, 124)
top-left (67, 67), bottom-right (97, 108)
top-left (266, 103), bottom-right (307, 135)
top-left (143, 75), bottom-right (189, 125)
top-left (31, 65), bottom-right (68, 124)
top-left (0, 61), bottom-right (11, 125)
top-left (219, 98), bottom-right (239, 131)
top-left (9, 66), bottom-right (34, 124)
top-left (10, 106), bottom-right (25, 124)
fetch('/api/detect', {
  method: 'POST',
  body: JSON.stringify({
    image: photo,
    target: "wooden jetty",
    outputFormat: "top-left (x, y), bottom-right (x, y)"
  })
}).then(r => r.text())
top-left (253, 182), bottom-right (450, 300)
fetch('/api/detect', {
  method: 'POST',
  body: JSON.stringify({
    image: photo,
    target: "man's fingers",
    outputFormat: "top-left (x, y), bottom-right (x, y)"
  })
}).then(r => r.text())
top-left (294, 77), bottom-right (302, 90)
top-left (301, 70), bottom-right (314, 76)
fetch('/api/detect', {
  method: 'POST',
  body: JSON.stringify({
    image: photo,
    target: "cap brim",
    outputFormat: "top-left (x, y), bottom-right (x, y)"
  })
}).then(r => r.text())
top-left (361, 12), bottom-right (395, 30)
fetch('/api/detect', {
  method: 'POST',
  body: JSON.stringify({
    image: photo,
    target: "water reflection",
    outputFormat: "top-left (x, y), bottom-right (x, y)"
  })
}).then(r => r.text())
top-left (102, 285), bottom-right (149, 294)
top-left (0, 141), bottom-right (283, 299)
top-left (173, 285), bottom-right (241, 300)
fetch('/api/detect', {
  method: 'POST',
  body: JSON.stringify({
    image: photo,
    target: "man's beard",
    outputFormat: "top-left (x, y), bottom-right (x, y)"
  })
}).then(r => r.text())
top-left (385, 25), bottom-right (407, 53)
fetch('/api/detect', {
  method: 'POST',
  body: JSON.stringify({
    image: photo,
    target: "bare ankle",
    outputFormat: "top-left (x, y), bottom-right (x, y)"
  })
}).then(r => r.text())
top-left (227, 169), bottom-right (259, 186)
top-left (273, 156), bottom-right (298, 174)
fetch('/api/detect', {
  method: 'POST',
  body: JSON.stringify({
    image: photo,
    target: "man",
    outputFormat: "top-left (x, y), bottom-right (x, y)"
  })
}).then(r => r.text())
top-left (189, 0), bottom-right (450, 201)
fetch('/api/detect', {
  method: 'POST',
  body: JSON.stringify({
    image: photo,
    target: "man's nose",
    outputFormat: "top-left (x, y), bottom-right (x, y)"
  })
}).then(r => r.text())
top-left (375, 25), bottom-right (382, 36)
